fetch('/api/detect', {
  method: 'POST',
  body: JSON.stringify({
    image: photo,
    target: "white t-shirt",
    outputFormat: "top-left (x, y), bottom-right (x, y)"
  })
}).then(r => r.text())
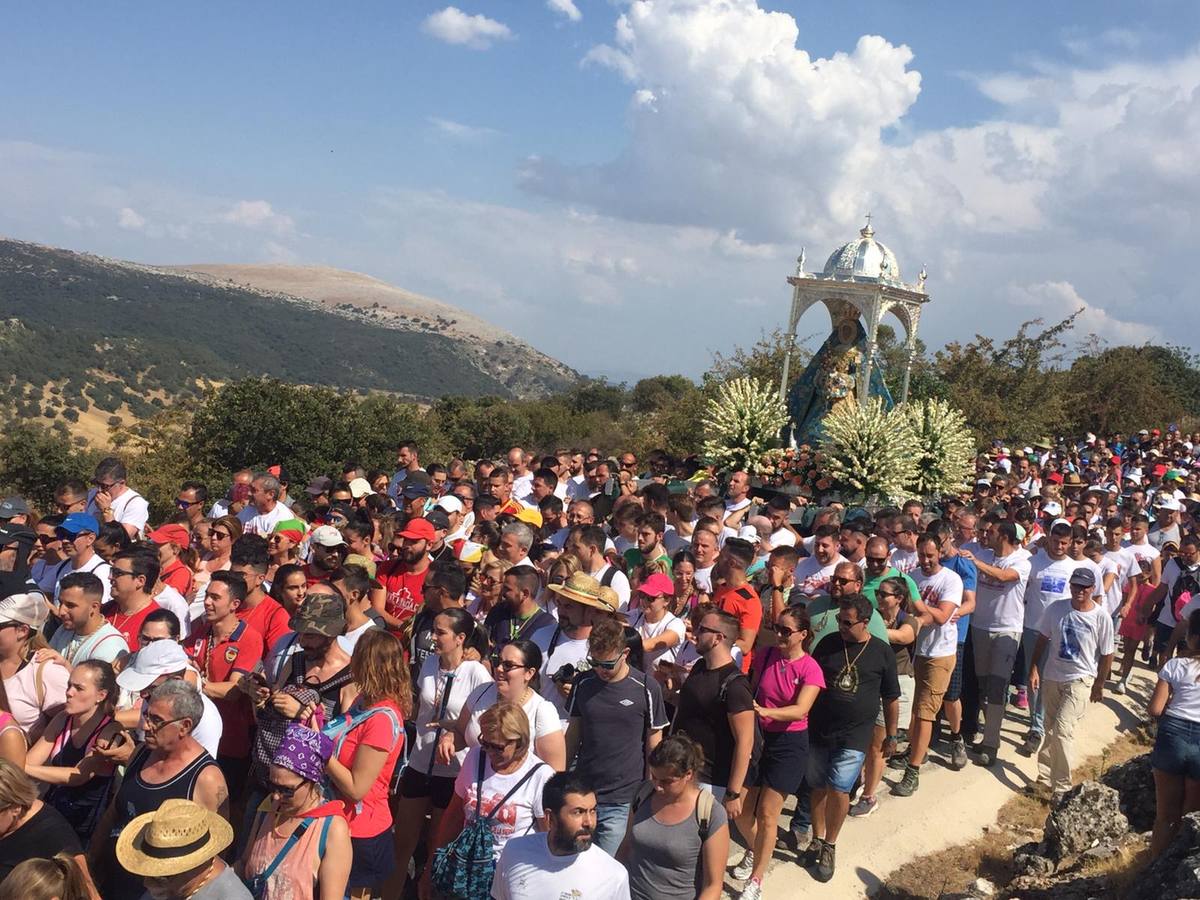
top-left (1160, 656), bottom-right (1200, 723)
top-left (492, 832), bottom-right (631, 900)
top-left (913, 567), bottom-right (964, 658)
top-left (590, 564), bottom-right (631, 612)
top-left (889, 547), bottom-right (919, 575)
top-left (512, 473), bottom-right (534, 502)
top-left (462, 683), bottom-right (562, 751)
top-left (1037, 600), bottom-right (1115, 683)
top-left (337, 619), bottom-right (381, 656)
top-left (242, 503), bottom-right (293, 537)
top-left (49, 622), bottom-right (128, 665)
top-left (410, 656), bottom-right (493, 777)
top-left (1093, 554), bottom-right (1123, 615)
top-left (1023, 552), bottom-right (1077, 630)
top-left (791, 555), bottom-right (845, 599)
top-left (53, 556), bottom-right (112, 605)
top-left (1105, 546), bottom-right (1139, 595)
top-left (87, 488), bottom-right (149, 536)
top-left (1159, 560), bottom-right (1200, 628)
top-left (541, 633), bottom-right (589, 724)
top-left (971, 548), bottom-right (1032, 633)
top-left (455, 749), bottom-right (553, 860)
top-left (1122, 540), bottom-right (1161, 572)
top-left (154, 585), bottom-right (191, 632)
top-left (629, 610), bottom-right (686, 672)
top-left (693, 565), bottom-right (713, 593)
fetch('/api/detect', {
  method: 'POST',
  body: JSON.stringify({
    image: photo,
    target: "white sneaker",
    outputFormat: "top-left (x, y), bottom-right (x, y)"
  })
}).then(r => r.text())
top-left (741, 877), bottom-right (764, 900)
top-left (732, 850), bottom-right (755, 881)
top-left (1114, 679), bottom-right (1127, 695)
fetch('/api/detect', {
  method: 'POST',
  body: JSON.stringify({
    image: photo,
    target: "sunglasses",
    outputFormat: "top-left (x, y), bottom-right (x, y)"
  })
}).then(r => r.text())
top-left (773, 624), bottom-right (801, 637)
top-left (267, 780), bottom-right (303, 797)
top-left (110, 567), bottom-right (136, 579)
top-left (491, 659), bottom-right (529, 674)
top-left (175, 499), bottom-right (197, 509)
top-left (695, 625), bottom-right (724, 638)
top-left (829, 576), bottom-right (859, 586)
top-left (143, 713), bottom-right (186, 731)
top-left (36, 534), bottom-right (59, 546)
top-left (836, 617), bottom-right (860, 627)
top-left (876, 591), bottom-right (902, 600)
top-left (586, 654), bottom-right (624, 671)
top-left (479, 739), bottom-right (512, 754)
top-left (865, 556), bottom-right (889, 564)
top-left (211, 531), bottom-right (231, 540)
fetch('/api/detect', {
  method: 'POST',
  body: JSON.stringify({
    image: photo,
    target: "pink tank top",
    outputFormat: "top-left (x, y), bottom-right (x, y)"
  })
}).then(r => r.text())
top-left (244, 807), bottom-right (340, 900)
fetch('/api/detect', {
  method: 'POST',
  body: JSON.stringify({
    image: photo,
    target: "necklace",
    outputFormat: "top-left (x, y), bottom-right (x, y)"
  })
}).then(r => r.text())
top-left (834, 641), bottom-right (869, 692)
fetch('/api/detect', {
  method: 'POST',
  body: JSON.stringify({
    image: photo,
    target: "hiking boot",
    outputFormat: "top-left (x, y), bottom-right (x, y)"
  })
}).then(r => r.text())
top-left (848, 794), bottom-right (878, 817)
top-left (887, 748), bottom-right (910, 770)
top-left (973, 746), bottom-right (1000, 767)
top-left (812, 840), bottom-right (836, 883)
top-left (891, 765), bottom-right (920, 797)
top-left (731, 850), bottom-right (755, 881)
top-left (1013, 688), bottom-right (1029, 710)
top-left (1017, 732), bottom-right (1042, 757)
top-left (949, 736), bottom-right (969, 770)
top-left (801, 837), bottom-right (824, 867)
top-left (741, 877), bottom-right (763, 900)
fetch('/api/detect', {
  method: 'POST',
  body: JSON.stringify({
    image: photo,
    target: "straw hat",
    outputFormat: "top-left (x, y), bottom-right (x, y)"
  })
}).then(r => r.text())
top-left (548, 572), bottom-right (619, 614)
top-left (116, 798), bottom-right (233, 877)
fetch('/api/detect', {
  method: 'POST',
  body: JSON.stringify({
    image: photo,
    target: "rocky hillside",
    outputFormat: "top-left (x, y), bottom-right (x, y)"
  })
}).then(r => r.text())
top-left (0, 239), bottom-right (577, 439)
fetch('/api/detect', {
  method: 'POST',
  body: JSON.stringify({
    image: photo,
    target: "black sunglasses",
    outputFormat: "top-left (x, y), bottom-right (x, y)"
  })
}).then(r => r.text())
top-left (830, 576), bottom-right (859, 586)
top-left (773, 624), bottom-right (801, 637)
top-left (490, 659), bottom-right (530, 674)
top-left (586, 654), bottom-right (624, 671)
top-left (267, 780), bottom-right (303, 797)
top-left (479, 739), bottom-right (512, 754)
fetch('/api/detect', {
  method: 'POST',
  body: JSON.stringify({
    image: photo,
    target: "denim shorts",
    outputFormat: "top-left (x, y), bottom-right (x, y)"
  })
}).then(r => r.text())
top-left (1152, 715), bottom-right (1200, 780)
top-left (807, 742), bottom-right (866, 794)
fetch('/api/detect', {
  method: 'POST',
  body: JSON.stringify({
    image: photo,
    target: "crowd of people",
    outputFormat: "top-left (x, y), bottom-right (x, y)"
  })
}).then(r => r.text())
top-left (0, 428), bottom-right (1195, 898)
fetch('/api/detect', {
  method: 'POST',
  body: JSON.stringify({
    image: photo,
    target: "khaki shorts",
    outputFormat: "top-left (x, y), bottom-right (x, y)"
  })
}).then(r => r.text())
top-left (913, 654), bottom-right (956, 722)
top-left (876, 673), bottom-right (914, 729)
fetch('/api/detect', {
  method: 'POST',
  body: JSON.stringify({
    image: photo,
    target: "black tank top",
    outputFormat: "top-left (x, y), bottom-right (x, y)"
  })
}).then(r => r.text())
top-left (45, 714), bottom-right (114, 841)
top-left (103, 745), bottom-right (218, 899)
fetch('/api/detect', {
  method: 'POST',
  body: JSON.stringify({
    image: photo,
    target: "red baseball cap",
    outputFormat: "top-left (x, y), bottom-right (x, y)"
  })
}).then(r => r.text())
top-left (1154, 464), bottom-right (1168, 477)
top-left (1047, 472), bottom-right (1064, 484)
top-left (636, 573), bottom-right (675, 599)
top-left (398, 518), bottom-right (436, 541)
top-left (147, 523), bottom-right (191, 549)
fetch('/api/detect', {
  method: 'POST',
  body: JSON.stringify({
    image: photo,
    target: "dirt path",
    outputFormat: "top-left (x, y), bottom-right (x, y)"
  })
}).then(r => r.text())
top-left (733, 669), bottom-right (1154, 898)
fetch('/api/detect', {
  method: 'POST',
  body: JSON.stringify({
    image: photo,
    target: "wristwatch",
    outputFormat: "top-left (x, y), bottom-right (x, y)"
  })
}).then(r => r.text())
top-left (724, 790), bottom-right (742, 801)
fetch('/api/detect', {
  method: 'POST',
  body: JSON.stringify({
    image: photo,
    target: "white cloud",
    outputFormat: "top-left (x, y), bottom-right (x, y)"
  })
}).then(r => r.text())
top-left (220, 200), bottom-right (295, 235)
top-left (547, 0), bottom-right (582, 22)
top-left (117, 207), bottom-right (146, 231)
top-left (1005, 281), bottom-right (1161, 346)
top-left (426, 116), bottom-right (500, 141)
top-left (422, 7), bottom-right (513, 49)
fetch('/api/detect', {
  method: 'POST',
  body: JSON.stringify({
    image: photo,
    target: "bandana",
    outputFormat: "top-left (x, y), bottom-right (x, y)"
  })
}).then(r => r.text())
top-left (271, 723), bottom-right (333, 784)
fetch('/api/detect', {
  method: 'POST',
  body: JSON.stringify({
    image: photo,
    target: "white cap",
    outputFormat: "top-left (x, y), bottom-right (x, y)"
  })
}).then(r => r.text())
top-left (348, 477), bottom-right (374, 499)
top-left (436, 496), bottom-right (464, 515)
top-left (1157, 496), bottom-right (1183, 511)
top-left (737, 525), bottom-right (762, 545)
top-left (309, 525), bottom-right (346, 547)
top-left (1042, 501), bottom-right (1063, 517)
top-left (116, 640), bottom-right (191, 692)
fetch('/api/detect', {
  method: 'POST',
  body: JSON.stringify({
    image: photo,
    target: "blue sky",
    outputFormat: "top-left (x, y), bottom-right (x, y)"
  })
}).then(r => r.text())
top-left (3, 1), bottom-right (1200, 381)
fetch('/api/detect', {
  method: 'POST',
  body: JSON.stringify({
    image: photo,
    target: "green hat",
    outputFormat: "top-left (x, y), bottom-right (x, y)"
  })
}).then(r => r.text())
top-left (289, 592), bottom-right (346, 637)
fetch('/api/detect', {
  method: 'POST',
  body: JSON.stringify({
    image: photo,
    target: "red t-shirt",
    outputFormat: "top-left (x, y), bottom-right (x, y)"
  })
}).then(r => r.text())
top-left (714, 584), bottom-right (764, 673)
top-left (238, 595), bottom-right (292, 648)
top-left (333, 699), bottom-right (405, 838)
top-left (185, 620), bottom-right (265, 758)
top-left (103, 600), bottom-right (162, 651)
top-left (160, 559), bottom-right (194, 599)
top-left (375, 561), bottom-right (428, 631)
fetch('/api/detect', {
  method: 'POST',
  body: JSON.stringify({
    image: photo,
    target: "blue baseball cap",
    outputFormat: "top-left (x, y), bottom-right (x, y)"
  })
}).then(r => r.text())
top-left (59, 513), bottom-right (101, 536)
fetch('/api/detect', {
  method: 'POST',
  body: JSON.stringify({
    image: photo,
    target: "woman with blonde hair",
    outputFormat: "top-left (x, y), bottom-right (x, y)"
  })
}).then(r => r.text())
top-left (466, 558), bottom-right (512, 623)
top-left (0, 853), bottom-right (89, 900)
top-left (0, 759), bottom-right (95, 889)
top-left (325, 629), bottom-right (412, 899)
top-left (421, 701), bottom-right (552, 899)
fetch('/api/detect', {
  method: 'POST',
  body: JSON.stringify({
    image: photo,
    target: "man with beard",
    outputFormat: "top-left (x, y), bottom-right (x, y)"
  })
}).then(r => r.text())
top-left (303, 525), bottom-right (347, 585)
top-left (374, 517), bottom-right (433, 633)
top-left (492, 772), bottom-right (630, 899)
top-left (792, 524), bottom-right (846, 600)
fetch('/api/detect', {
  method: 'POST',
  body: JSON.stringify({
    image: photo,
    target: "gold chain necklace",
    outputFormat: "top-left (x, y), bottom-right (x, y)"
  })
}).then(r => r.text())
top-left (834, 640), bottom-right (869, 692)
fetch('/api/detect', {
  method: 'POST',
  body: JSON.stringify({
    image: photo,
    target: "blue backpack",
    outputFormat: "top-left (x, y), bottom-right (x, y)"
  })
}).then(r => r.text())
top-left (321, 703), bottom-right (405, 805)
top-left (430, 750), bottom-right (546, 900)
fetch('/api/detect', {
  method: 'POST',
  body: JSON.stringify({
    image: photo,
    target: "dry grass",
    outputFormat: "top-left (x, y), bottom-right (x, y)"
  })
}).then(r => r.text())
top-left (875, 731), bottom-right (1153, 899)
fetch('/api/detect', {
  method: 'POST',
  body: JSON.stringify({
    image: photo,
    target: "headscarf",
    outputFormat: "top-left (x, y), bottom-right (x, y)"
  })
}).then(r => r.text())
top-left (271, 723), bottom-right (333, 784)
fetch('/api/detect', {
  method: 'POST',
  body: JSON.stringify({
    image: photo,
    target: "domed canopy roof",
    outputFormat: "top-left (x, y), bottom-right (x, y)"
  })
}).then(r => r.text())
top-left (822, 221), bottom-right (901, 283)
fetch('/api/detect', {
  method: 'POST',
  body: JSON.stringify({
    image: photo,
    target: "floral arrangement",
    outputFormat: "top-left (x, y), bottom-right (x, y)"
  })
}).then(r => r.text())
top-left (817, 396), bottom-right (918, 503)
top-left (900, 397), bottom-right (976, 497)
top-left (758, 444), bottom-right (834, 497)
top-left (702, 377), bottom-right (790, 476)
